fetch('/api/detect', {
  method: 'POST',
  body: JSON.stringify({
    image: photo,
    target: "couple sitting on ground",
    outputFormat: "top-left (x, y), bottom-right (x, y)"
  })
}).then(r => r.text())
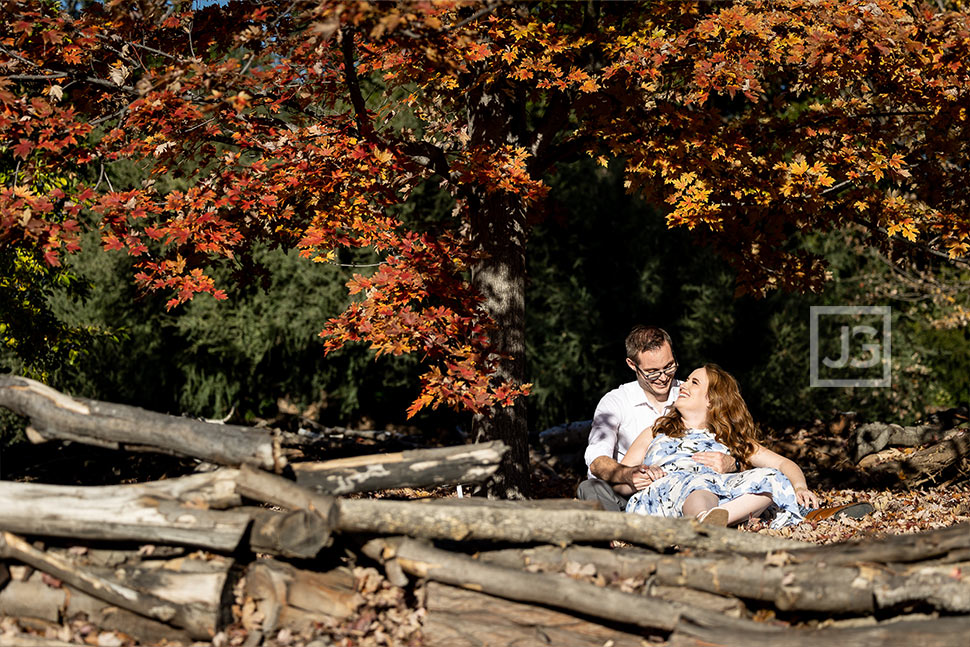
top-left (578, 325), bottom-right (868, 527)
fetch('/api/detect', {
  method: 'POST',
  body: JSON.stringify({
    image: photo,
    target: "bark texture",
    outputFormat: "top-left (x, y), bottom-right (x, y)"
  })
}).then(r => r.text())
top-left (290, 441), bottom-right (506, 494)
top-left (0, 471), bottom-right (249, 551)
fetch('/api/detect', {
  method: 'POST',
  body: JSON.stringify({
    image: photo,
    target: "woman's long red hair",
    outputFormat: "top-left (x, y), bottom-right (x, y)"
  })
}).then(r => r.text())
top-left (653, 363), bottom-right (760, 466)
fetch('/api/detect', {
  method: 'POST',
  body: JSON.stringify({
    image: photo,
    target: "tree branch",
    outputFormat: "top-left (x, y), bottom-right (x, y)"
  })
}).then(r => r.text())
top-left (873, 225), bottom-right (970, 267)
top-left (5, 72), bottom-right (136, 95)
top-left (445, 1), bottom-right (508, 34)
top-left (339, 29), bottom-right (375, 140)
top-left (339, 28), bottom-right (453, 181)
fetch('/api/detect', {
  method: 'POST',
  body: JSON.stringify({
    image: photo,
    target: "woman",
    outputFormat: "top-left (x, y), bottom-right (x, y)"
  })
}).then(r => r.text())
top-left (623, 364), bottom-right (819, 527)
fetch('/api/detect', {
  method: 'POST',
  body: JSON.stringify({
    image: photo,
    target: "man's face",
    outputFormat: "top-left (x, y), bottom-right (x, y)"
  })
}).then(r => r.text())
top-left (626, 342), bottom-right (677, 401)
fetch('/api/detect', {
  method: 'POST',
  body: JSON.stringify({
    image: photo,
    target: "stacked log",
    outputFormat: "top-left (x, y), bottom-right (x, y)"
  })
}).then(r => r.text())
top-left (2, 375), bottom-right (970, 647)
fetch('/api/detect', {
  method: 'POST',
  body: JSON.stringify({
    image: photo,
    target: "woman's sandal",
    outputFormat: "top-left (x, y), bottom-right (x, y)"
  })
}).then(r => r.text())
top-left (804, 502), bottom-right (874, 522)
top-left (696, 507), bottom-right (729, 526)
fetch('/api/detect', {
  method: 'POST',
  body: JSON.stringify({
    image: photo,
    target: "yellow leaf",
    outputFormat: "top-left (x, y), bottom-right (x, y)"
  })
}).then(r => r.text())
top-left (789, 158), bottom-right (809, 176)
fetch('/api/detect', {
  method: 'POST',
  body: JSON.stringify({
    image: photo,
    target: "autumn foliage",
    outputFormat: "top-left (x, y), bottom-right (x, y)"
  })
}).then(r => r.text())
top-left (2, 0), bottom-right (969, 425)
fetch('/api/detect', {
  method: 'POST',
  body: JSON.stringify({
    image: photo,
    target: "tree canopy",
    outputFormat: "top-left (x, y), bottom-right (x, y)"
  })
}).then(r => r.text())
top-left (2, 0), bottom-right (969, 494)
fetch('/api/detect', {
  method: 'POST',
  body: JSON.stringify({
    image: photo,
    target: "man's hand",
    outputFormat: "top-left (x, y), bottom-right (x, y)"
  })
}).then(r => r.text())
top-left (594, 458), bottom-right (666, 495)
top-left (692, 451), bottom-right (737, 473)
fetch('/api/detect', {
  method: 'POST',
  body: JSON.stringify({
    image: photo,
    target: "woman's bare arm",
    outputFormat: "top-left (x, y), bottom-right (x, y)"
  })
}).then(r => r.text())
top-left (620, 427), bottom-right (654, 466)
top-left (748, 443), bottom-right (820, 508)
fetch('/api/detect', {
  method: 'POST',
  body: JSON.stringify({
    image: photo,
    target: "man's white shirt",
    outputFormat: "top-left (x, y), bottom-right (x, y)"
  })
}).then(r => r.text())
top-left (584, 379), bottom-right (682, 478)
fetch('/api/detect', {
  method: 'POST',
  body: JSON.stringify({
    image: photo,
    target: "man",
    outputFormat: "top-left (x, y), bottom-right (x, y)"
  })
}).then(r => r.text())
top-left (577, 325), bottom-right (737, 512)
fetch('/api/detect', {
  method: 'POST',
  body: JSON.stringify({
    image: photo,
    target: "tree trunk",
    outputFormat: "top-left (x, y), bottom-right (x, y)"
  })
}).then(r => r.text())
top-left (466, 84), bottom-right (530, 500)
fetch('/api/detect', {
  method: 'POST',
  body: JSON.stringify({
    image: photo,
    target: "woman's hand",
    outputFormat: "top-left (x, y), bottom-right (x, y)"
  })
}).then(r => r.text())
top-left (692, 451), bottom-right (737, 473)
top-left (631, 465), bottom-right (666, 490)
top-left (794, 487), bottom-right (820, 509)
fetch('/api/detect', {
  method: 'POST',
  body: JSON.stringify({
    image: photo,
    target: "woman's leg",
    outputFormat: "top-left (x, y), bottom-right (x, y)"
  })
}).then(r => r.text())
top-left (719, 493), bottom-right (773, 525)
top-left (682, 490), bottom-right (719, 518)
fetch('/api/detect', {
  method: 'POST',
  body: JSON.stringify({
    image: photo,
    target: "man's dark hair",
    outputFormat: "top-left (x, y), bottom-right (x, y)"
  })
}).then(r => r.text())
top-left (625, 325), bottom-right (673, 361)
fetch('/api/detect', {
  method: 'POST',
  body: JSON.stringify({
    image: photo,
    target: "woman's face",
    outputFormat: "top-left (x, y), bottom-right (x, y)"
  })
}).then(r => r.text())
top-left (675, 367), bottom-right (710, 417)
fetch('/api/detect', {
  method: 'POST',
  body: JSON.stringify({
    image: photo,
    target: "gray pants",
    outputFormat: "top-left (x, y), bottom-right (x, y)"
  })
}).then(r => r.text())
top-left (576, 478), bottom-right (629, 512)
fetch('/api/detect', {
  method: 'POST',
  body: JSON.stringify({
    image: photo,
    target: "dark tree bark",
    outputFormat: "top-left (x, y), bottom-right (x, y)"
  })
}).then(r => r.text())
top-left (466, 82), bottom-right (531, 500)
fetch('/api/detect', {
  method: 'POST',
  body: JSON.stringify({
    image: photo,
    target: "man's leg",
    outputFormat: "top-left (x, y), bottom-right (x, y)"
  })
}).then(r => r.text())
top-left (576, 478), bottom-right (629, 512)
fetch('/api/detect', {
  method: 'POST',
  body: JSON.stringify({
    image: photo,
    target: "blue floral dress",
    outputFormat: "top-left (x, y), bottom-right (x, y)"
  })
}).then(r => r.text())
top-left (625, 428), bottom-right (804, 528)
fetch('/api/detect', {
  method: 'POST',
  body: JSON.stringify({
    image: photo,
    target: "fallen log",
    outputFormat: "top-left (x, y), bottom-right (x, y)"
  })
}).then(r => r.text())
top-left (653, 555), bottom-right (970, 614)
top-left (858, 429), bottom-right (970, 484)
top-left (290, 441), bottom-right (507, 495)
top-left (477, 544), bottom-right (745, 615)
top-left (477, 543), bottom-right (970, 614)
top-left (669, 613), bottom-right (970, 647)
top-left (0, 532), bottom-right (222, 639)
top-left (244, 559), bottom-right (360, 633)
top-left (418, 497), bottom-right (603, 511)
top-left (0, 556), bottom-right (234, 644)
top-left (535, 420), bottom-right (592, 455)
top-left (423, 581), bottom-right (649, 647)
top-left (477, 544), bottom-right (661, 579)
top-left (244, 507), bottom-right (333, 559)
top-left (786, 521), bottom-right (970, 566)
top-left (236, 463), bottom-right (337, 516)
top-left (0, 636), bottom-right (84, 647)
top-left (0, 374), bottom-right (283, 470)
top-left (361, 536), bottom-right (777, 636)
top-left (852, 421), bottom-right (950, 462)
top-left (235, 462), bottom-right (338, 557)
top-left (0, 472), bottom-right (250, 551)
top-left (336, 498), bottom-right (806, 552)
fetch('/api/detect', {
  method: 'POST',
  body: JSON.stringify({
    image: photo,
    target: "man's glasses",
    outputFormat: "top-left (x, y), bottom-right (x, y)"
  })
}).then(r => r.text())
top-left (635, 361), bottom-right (678, 383)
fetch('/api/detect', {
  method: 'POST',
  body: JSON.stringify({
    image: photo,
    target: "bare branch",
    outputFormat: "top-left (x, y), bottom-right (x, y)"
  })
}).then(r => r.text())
top-left (445, 1), bottom-right (509, 33)
top-left (6, 72), bottom-right (136, 94)
top-left (0, 46), bottom-right (38, 69)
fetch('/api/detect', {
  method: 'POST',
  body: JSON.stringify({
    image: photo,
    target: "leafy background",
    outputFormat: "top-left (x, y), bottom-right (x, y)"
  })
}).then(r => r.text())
top-left (3, 158), bottom-right (967, 445)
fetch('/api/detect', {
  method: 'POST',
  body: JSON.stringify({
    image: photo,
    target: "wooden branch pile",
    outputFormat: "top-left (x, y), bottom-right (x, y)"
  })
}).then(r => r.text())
top-left (3, 375), bottom-right (970, 647)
